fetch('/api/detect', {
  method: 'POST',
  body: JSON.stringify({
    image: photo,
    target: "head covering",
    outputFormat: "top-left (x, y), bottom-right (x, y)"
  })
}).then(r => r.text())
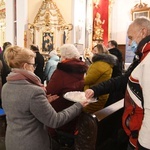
top-left (49, 50), bottom-right (58, 57)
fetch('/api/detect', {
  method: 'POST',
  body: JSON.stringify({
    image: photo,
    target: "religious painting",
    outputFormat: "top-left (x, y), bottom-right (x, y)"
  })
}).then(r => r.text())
top-left (42, 32), bottom-right (53, 52)
top-left (131, 3), bottom-right (150, 20)
top-left (132, 10), bottom-right (149, 20)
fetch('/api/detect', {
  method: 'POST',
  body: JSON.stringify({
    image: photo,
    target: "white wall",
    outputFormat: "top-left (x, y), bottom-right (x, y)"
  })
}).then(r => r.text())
top-left (5, 0), bottom-right (28, 46)
top-left (110, 0), bottom-right (150, 44)
top-left (73, 0), bottom-right (86, 46)
top-left (5, 0), bottom-right (14, 44)
top-left (16, 0), bottom-right (28, 47)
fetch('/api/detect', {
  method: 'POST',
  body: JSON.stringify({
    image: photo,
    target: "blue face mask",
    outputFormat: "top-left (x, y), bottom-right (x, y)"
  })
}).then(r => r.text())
top-left (131, 40), bottom-right (138, 53)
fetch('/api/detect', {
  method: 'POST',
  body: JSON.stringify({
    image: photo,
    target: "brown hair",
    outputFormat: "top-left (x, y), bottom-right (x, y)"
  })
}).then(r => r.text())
top-left (108, 40), bottom-right (118, 48)
top-left (4, 46), bottom-right (36, 68)
top-left (93, 44), bottom-right (109, 54)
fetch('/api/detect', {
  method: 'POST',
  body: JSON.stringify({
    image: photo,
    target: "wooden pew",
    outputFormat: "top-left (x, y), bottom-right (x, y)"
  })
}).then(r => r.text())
top-left (75, 99), bottom-right (128, 150)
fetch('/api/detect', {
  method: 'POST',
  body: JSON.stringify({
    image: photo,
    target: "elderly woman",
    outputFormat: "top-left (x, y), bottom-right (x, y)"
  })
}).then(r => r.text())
top-left (1, 46), bottom-right (88, 150)
top-left (84, 44), bottom-right (117, 113)
top-left (46, 44), bottom-right (88, 147)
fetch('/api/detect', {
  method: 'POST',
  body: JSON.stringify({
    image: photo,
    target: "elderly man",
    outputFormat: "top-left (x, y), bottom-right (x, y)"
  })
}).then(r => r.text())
top-left (85, 17), bottom-right (150, 150)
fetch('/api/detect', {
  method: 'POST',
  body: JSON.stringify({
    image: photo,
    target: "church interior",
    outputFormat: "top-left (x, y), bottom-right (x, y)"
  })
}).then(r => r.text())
top-left (0, 0), bottom-right (150, 149)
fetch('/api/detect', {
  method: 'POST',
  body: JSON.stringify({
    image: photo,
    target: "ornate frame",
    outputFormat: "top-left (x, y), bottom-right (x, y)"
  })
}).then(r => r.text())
top-left (131, 2), bottom-right (150, 20)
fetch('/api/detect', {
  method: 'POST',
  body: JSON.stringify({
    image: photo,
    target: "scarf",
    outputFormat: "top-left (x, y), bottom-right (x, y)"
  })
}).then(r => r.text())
top-left (7, 68), bottom-right (46, 92)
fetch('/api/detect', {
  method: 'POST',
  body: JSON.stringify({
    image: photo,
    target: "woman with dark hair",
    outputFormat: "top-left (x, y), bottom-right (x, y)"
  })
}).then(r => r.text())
top-left (30, 45), bottom-right (45, 83)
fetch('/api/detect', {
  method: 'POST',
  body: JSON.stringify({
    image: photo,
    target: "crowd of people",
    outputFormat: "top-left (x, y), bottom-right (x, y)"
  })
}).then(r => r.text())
top-left (0, 17), bottom-right (150, 150)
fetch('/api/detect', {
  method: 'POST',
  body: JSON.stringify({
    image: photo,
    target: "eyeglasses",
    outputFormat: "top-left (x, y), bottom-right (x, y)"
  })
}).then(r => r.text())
top-left (27, 63), bottom-right (37, 69)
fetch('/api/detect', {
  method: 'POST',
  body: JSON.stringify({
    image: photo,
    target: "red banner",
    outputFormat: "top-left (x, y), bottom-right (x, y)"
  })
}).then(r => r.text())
top-left (93, 0), bottom-right (109, 45)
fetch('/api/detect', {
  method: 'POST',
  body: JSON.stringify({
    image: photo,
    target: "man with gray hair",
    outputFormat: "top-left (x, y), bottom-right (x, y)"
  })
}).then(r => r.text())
top-left (85, 17), bottom-right (150, 150)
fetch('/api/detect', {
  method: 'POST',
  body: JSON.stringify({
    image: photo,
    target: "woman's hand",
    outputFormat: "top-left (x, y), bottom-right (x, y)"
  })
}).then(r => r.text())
top-left (85, 89), bottom-right (94, 99)
top-left (79, 100), bottom-right (89, 107)
top-left (47, 94), bottom-right (59, 103)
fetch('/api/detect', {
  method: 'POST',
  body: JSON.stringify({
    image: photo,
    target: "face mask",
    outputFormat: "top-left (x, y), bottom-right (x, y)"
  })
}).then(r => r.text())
top-left (131, 40), bottom-right (138, 53)
top-left (130, 29), bottom-right (142, 53)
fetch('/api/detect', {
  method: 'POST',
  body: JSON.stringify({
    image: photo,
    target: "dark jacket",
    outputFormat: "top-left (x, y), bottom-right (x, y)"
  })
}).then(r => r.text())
top-left (46, 59), bottom-right (88, 135)
top-left (34, 52), bottom-right (45, 83)
top-left (0, 51), bottom-right (11, 85)
top-left (92, 59), bottom-right (138, 99)
top-left (109, 48), bottom-right (123, 77)
top-left (90, 35), bottom-right (150, 150)
top-left (91, 36), bottom-right (150, 98)
top-left (97, 49), bottom-right (123, 107)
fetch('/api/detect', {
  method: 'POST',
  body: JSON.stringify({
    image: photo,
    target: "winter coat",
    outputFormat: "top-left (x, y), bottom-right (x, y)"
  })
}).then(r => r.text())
top-left (84, 53), bottom-right (117, 113)
top-left (44, 55), bottom-right (60, 82)
top-left (109, 48), bottom-right (123, 77)
top-left (2, 77), bottom-right (83, 150)
top-left (34, 52), bottom-right (45, 83)
top-left (105, 48), bottom-right (124, 107)
top-left (122, 39), bottom-right (150, 149)
top-left (0, 51), bottom-right (11, 85)
top-left (46, 59), bottom-right (88, 135)
top-left (90, 35), bottom-right (150, 149)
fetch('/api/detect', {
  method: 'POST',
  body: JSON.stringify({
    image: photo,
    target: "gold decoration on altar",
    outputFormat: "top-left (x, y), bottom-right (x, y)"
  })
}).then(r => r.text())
top-left (0, 0), bottom-right (6, 45)
top-left (28, 0), bottom-right (73, 49)
top-left (0, 0), bottom-right (5, 19)
top-left (93, 12), bottom-right (105, 41)
top-left (132, 0), bottom-right (148, 11)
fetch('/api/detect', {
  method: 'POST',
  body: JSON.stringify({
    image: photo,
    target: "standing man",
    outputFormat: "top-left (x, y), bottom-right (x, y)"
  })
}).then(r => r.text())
top-left (104, 40), bottom-right (124, 106)
top-left (107, 40), bottom-right (123, 77)
top-left (85, 17), bottom-right (150, 150)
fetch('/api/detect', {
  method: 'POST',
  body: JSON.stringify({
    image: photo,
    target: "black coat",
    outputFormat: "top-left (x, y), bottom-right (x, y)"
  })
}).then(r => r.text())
top-left (91, 36), bottom-right (150, 106)
top-left (109, 48), bottom-right (123, 77)
top-left (0, 51), bottom-right (11, 85)
top-left (91, 59), bottom-right (139, 101)
top-left (34, 52), bottom-right (45, 83)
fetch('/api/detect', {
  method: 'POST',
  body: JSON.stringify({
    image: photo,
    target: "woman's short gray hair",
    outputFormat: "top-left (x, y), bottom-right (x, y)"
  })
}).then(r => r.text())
top-left (60, 44), bottom-right (80, 59)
